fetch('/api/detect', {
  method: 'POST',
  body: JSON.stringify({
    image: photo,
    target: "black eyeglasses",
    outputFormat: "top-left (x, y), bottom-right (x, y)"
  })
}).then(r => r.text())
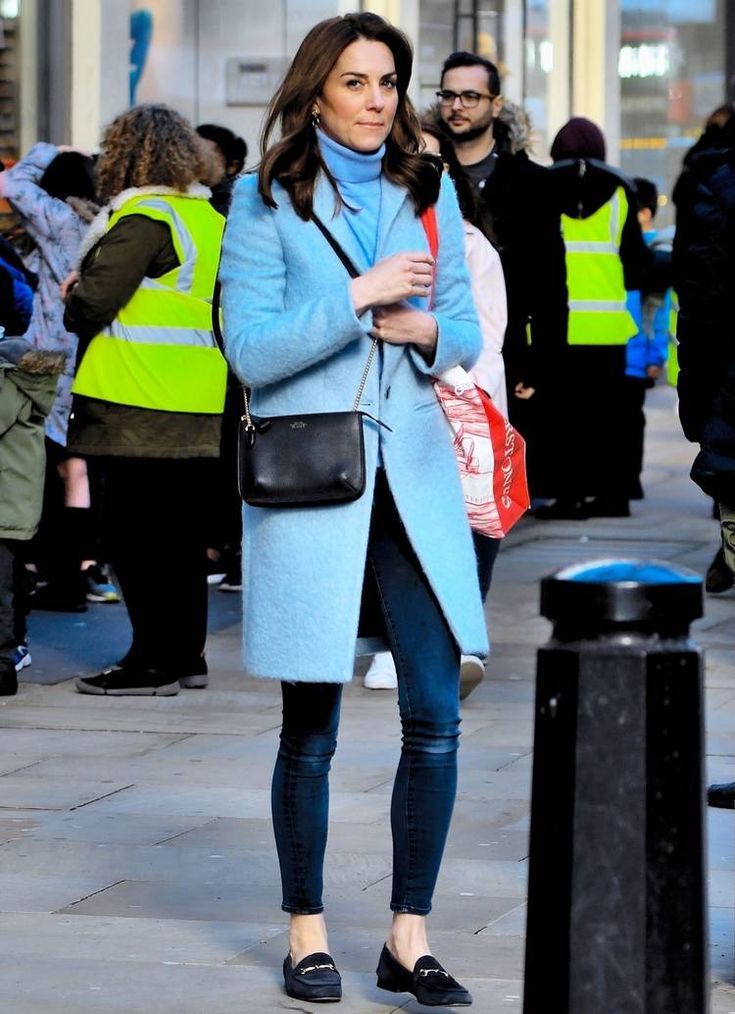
top-left (436, 89), bottom-right (496, 109)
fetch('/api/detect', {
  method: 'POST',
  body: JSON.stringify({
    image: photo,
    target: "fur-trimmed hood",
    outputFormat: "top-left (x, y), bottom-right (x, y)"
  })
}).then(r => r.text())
top-left (78, 183), bottom-right (212, 264)
top-left (0, 339), bottom-right (66, 375)
top-left (497, 101), bottom-right (534, 156)
top-left (0, 338), bottom-right (66, 419)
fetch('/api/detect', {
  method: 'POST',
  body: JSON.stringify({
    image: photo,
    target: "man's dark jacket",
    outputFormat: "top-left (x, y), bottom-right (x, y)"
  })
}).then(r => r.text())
top-left (468, 118), bottom-right (567, 390)
top-left (673, 117), bottom-right (735, 504)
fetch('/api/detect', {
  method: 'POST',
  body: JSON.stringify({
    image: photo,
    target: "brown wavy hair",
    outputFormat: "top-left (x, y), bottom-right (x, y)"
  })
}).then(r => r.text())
top-left (96, 104), bottom-right (208, 205)
top-left (259, 12), bottom-right (440, 219)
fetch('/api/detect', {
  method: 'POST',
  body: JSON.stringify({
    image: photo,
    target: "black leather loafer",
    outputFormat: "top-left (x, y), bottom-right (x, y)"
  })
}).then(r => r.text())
top-left (283, 951), bottom-right (342, 1002)
top-left (376, 944), bottom-right (472, 1006)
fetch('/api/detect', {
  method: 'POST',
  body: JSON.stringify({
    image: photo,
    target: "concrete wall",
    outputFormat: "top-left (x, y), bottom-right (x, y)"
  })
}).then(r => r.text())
top-left (131, 0), bottom-right (343, 164)
top-left (71, 0), bottom-right (129, 148)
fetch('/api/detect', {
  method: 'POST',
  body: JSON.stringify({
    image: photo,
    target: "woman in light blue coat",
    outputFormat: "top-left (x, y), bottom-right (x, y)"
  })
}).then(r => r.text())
top-left (220, 12), bottom-right (486, 1007)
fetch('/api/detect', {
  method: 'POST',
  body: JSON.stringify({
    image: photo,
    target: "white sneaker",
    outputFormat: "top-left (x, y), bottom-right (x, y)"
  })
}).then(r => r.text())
top-left (364, 651), bottom-right (398, 690)
top-left (460, 655), bottom-right (485, 701)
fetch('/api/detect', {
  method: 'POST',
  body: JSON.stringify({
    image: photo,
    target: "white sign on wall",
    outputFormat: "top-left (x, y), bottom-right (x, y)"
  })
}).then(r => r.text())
top-left (225, 57), bottom-right (290, 106)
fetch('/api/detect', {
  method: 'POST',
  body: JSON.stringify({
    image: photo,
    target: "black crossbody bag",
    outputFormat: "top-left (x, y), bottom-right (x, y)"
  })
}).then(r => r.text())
top-left (236, 215), bottom-right (382, 508)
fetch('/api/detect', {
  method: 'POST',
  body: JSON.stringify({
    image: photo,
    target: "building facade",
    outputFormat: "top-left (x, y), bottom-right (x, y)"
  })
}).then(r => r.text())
top-left (3, 0), bottom-right (732, 222)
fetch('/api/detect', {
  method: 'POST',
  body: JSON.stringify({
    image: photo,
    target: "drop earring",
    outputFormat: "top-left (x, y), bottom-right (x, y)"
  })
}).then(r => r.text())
top-left (311, 109), bottom-right (320, 127)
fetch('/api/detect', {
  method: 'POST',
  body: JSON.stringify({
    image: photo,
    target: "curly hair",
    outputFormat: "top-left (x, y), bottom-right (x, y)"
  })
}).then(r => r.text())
top-left (96, 104), bottom-right (208, 205)
top-left (259, 12), bottom-right (440, 220)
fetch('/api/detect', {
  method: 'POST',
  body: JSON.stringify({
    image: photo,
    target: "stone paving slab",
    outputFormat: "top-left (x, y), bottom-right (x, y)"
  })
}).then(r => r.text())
top-left (0, 912), bottom-right (284, 963)
top-left (0, 874), bottom-right (120, 914)
top-left (6, 810), bottom-right (219, 846)
top-left (0, 776), bottom-right (134, 811)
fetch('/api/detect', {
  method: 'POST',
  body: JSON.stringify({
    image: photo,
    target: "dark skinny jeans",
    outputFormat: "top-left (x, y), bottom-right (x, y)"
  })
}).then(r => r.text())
top-left (271, 472), bottom-right (461, 916)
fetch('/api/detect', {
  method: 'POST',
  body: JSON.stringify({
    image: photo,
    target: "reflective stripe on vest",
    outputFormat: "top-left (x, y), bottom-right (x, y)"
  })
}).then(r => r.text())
top-left (72, 193), bottom-right (226, 413)
top-left (667, 289), bottom-right (680, 386)
top-left (562, 187), bottom-right (638, 346)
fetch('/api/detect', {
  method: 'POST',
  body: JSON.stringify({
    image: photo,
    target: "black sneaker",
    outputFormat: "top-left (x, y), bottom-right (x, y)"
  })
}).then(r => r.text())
top-left (75, 667), bottom-right (180, 696)
top-left (178, 656), bottom-right (209, 689)
top-left (218, 566), bottom-right (242, 593)
top-left (83, 564), bottom-right (121, 603)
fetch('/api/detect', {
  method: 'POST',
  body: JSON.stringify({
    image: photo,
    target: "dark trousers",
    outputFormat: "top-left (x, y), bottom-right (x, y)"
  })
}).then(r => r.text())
top-left (0, 540), bottom-right (26, 668)
top-left (472, 531), bottom-right (500, 601)
top-left (620, 375), bottom-right (647, 500)
top-left (271, 472), bottom-right (461, 915)
top-left (206, 376), bottom-right (243, 555)
top-left (98, 457), bottom-right (214, 674)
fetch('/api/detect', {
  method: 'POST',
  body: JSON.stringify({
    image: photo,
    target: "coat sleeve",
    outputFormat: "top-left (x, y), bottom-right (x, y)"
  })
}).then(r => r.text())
top-left (620, 185), bottom-right (653, 291)
top-left (64, 216), bottom-right (175, 340)
top-left (465, 225), bottom-right (508, 412)
top-left (0, 143), bottom-right (61, 244)
top-left (409, 173), bottom-right (482, 376)
top-left (219, 175), bottom-right (374, 389)
top-left (673, 175), bottom-right (730, 442)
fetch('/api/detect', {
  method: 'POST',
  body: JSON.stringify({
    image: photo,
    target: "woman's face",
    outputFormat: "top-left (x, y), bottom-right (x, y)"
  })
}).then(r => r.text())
top-left (316, 38), bottom-right (400, 153)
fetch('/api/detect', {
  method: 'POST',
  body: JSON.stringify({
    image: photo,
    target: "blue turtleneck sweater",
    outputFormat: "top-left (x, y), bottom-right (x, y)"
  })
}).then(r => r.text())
top-left (317, 128), bottom-right (384, 265)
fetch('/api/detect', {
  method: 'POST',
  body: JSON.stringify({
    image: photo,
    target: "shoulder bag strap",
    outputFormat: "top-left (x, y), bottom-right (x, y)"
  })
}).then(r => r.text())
top-left (311, 212), bottom-right (377, 410)
top-left (312, 212), bottom-right (361, 279)
top-left (240, 212), bottom-right (379, 428)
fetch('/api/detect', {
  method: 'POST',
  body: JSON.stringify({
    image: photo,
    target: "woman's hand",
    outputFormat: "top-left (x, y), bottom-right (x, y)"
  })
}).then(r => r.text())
top-left (371, 303), bottom-right (438, 355)
top-left (60, 270), bottom-right (79, 301)
top-left (351, 252), bottom-right (434, 316)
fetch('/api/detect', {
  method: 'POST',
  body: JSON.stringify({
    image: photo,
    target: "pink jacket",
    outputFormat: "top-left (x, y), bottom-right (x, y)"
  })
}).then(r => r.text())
top-left (464, 222), bottom-right (508, 417)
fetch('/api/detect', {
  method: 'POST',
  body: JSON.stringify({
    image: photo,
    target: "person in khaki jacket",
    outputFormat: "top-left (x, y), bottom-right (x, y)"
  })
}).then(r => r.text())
top-left (0, 338), bottom-right (65, 694)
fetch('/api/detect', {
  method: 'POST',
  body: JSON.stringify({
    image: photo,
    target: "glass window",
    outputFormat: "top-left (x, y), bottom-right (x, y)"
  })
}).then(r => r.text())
top-left (418, 0), bottom-right (505, 114)
top-left (0, 2), bottom-right (21, 164)
top-left (620, 0), bottom-right (726, 228)
top-left (524, 0), bottom-right (552, 157)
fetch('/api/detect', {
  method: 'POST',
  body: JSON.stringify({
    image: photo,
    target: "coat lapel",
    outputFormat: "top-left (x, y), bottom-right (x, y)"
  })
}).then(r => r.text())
top-left (311, 173), bottom-right (369, 275)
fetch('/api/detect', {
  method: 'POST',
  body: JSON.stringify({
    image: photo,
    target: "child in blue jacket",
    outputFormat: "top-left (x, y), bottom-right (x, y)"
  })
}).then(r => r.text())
top-left (623, 177), bottom-right (674, 498)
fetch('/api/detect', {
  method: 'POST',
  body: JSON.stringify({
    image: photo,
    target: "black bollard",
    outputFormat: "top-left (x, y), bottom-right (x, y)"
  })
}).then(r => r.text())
top-left (523, 559), bottom-right (706, 1014)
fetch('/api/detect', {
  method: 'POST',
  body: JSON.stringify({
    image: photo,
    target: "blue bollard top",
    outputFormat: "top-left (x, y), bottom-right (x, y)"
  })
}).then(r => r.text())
top-left (541, 558), bottom-right (703, 635)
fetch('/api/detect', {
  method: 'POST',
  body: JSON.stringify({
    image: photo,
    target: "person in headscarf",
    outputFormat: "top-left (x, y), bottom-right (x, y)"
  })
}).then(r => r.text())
top-left (532, 117), bottom-right (651, 519)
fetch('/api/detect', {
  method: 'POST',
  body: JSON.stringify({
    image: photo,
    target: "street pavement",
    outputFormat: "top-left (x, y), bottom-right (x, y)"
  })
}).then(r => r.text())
top-left (1, 383), bottom-right (734, 1013)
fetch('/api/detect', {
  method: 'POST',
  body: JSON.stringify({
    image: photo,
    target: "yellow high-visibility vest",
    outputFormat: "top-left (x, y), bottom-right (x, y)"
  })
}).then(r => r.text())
top-left (667, 289), bottom-right (680, 386)
top-left (72, 192), bottom-right (226, 413)
top-left (562, 186), bottom-right (638, 346)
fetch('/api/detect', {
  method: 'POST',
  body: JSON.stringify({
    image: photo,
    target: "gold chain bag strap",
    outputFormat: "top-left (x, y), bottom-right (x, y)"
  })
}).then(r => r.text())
top-left (237, 215), bottom-right (383, 507)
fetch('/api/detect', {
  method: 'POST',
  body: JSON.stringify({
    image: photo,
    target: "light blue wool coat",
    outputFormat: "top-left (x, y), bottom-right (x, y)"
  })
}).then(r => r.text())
top-left (219, 169), bottom-right (489, 683)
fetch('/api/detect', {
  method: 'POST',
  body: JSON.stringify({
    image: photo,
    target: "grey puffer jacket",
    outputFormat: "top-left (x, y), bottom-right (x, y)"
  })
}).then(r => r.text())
top-left (0, 339), bottom-right (65, 540)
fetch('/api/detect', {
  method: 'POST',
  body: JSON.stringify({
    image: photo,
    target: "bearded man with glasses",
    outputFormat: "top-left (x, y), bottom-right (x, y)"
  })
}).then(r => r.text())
top-left (434, 52), bottom-right (567, 495)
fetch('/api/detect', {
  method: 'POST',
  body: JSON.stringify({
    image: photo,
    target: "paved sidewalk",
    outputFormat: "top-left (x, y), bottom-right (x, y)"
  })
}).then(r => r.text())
top-left (1, 384), bottom-right (734, 1013)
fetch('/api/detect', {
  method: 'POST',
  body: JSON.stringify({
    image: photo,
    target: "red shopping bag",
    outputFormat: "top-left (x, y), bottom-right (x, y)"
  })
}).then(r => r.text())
top-left (420, 208), bottom-right (529, 536)
top-left (434, 369), bottom-right (529, 537)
